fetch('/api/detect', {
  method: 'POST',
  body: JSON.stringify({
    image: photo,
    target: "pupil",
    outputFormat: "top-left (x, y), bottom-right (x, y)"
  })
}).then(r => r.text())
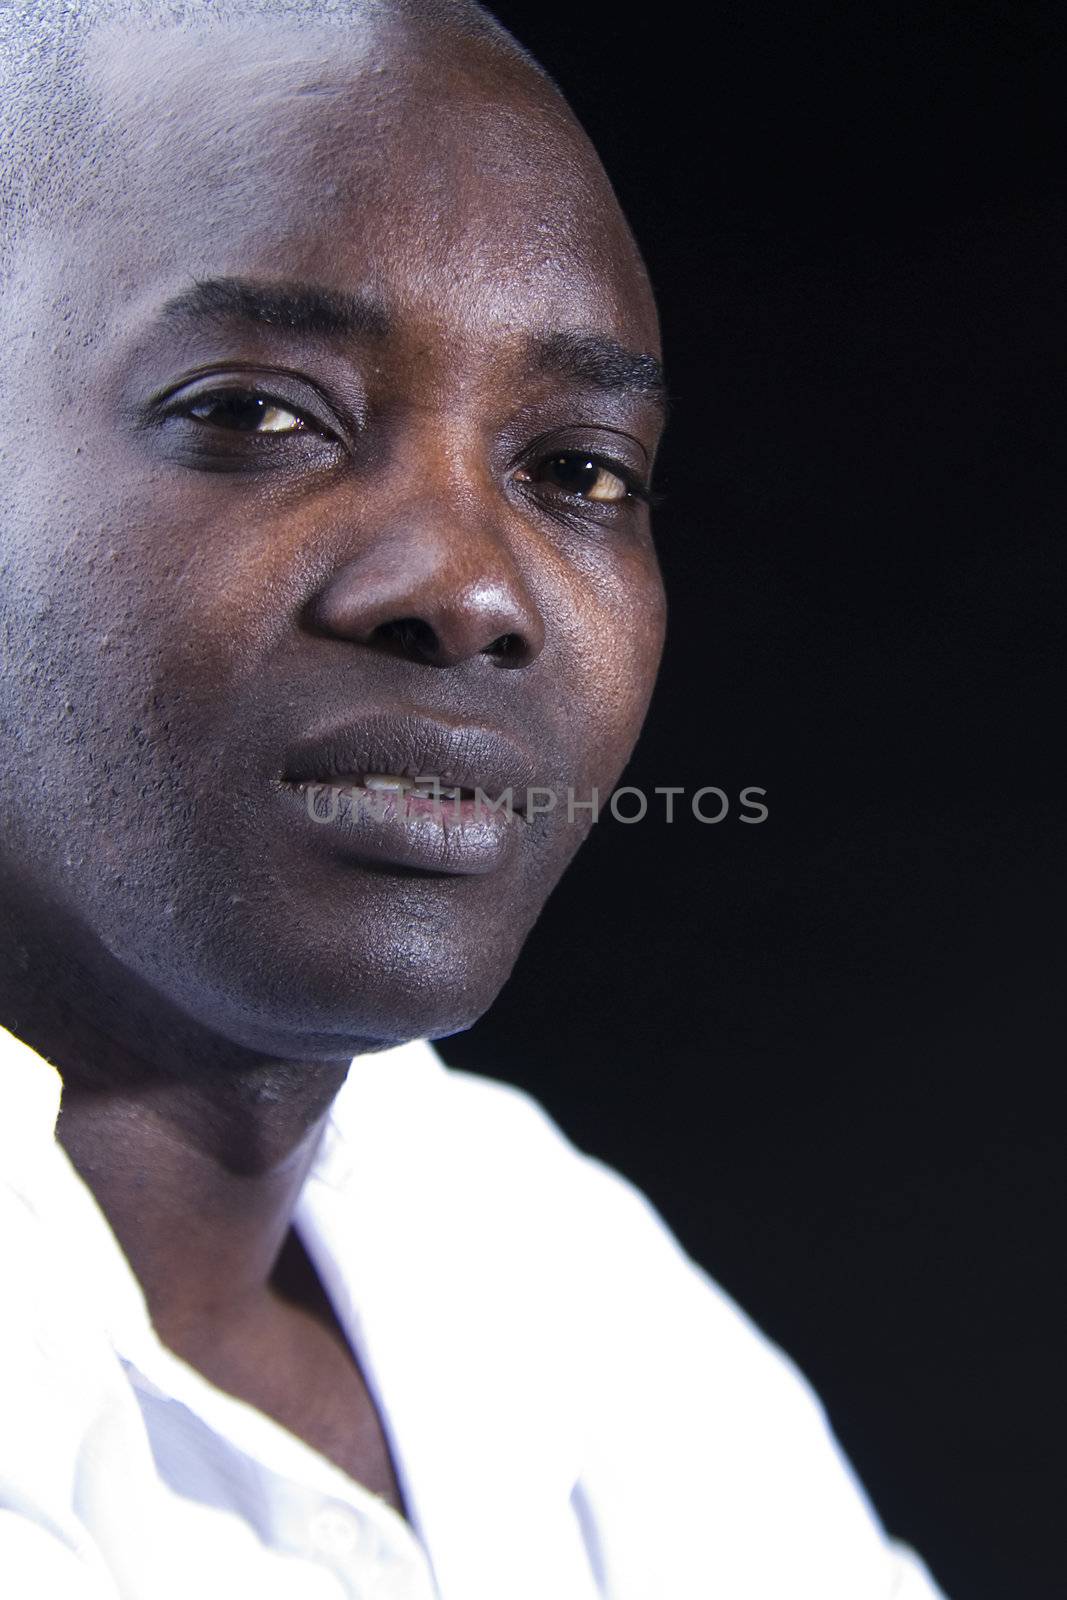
top-left (549, 454), bottom-right (598, 493)
top-left (195, 395), bottom-right (269, 430)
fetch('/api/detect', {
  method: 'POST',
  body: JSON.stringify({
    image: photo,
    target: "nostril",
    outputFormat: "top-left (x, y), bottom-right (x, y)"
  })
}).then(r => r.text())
top-left (362, 618), bottom-right (532, 667)
top-left (482, 632), bottom-right (525, 662)
top-left (372, 617), bottom-right (440, 661)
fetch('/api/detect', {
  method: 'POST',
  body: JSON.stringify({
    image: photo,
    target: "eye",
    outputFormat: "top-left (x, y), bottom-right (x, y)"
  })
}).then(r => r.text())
top-left (182, 392), bottom-right (309, 434)
top-left (525, 452), bottom-right (636, 504)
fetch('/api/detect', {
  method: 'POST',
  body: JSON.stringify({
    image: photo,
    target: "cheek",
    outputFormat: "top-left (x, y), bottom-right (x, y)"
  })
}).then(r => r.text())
top-left (63, 468), bottom-right (318, 694)
top-left (558, 549), bottom-right (666, 782)
top-left (0, 452), bottom-right (267, 862)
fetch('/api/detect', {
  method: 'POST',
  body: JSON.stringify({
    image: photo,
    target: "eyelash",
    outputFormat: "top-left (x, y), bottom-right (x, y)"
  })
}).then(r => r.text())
top-left (163, 387), bottom-right (653, 507)
top-left (518, 453), bottom-right (651, 507)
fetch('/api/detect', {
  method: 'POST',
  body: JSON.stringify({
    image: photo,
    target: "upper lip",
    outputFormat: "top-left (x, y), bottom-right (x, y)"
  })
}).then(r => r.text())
top-left (282, 712), bottom-right (541, 812)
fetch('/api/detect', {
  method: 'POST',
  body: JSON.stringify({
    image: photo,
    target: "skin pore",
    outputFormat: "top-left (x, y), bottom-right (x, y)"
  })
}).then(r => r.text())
top-left (0, 5), bottom-right (666, 1507)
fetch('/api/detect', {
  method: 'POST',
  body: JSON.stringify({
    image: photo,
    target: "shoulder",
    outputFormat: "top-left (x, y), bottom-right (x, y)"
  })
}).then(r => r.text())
top-left (330, 1040), bottom-right (850, 1413)
top-left (328, 1044), bottom-right (946, 1599)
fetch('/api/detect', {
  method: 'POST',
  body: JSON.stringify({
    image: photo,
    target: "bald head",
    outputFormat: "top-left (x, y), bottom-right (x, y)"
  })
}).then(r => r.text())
top-left (0, 0), bottom-right (544, 276)
top-left (0, 0), bottom-right (656, 393)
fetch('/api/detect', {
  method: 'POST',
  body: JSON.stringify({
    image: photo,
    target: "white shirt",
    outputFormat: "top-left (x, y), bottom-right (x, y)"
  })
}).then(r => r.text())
top-left (0, 1021), bottom-right (946, 1598)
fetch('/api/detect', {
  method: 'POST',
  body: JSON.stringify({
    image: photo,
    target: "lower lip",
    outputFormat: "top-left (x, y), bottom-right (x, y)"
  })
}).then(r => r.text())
top-left (277, 781), bottom-right (522, 875)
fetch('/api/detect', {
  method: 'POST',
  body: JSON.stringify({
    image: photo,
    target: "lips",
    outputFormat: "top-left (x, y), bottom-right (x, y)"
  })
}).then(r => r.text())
top-left (281, 711), bottom-right (539, 814)
top-left (276, 712), bottom-right (541, 874)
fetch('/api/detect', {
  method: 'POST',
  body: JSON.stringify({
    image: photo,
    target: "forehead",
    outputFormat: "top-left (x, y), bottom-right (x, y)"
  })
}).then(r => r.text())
top-left (76, 17), bottom-right (660, 358)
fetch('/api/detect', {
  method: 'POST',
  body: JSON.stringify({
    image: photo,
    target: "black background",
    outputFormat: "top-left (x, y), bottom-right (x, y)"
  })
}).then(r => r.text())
top-left (437, 4), bottom-right (1066, 1596)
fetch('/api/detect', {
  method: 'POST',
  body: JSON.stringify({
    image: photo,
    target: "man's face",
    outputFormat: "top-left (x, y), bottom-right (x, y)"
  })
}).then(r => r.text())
top-left (0, 17), bottom-right (666, 1056)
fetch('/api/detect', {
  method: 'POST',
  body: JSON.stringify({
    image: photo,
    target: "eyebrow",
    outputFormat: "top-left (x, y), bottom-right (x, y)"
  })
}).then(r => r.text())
top-left (155, 278), bottom-right (668, 414)
top-left (157, 277), bottom-right (392, 340)
top-left (529, 330), bottom-right (668, 415)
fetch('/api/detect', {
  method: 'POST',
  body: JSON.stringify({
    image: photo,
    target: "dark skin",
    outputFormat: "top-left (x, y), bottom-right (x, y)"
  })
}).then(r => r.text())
top-left (0, 13), bottom-right (666, 1511)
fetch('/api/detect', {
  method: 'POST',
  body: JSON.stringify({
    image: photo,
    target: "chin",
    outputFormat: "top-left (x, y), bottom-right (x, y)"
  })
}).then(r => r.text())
top-left (190, 953), bottom-right (520, 1060)
top-left (137, 882), bottom-right (537, 1061)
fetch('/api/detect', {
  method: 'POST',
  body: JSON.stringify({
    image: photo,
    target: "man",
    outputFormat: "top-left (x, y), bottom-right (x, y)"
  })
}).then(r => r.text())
top-left (0, 1), bottom-right (945, 1594)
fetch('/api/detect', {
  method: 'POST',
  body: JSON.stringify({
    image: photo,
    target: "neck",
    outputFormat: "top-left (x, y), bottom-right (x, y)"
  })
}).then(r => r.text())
top-left (56, 1079), bottom-right (338, 1335)
top-left (0, 891), bottom-right (355, 1332)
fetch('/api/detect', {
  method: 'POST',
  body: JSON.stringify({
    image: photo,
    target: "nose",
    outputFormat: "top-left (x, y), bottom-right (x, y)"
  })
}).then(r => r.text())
top-left (305, 498), bottom-right (546, 670)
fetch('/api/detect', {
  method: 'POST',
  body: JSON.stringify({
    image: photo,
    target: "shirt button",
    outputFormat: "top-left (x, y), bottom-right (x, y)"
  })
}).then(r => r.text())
top-left (310, 1503), bottom-right (371, 1561)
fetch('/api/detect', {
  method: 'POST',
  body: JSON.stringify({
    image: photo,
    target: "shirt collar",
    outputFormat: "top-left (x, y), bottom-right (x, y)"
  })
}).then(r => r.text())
top-left (0, 1022), bottom-right (586, 1597)
top-left (0, 1020), bottom-right (63, 1152)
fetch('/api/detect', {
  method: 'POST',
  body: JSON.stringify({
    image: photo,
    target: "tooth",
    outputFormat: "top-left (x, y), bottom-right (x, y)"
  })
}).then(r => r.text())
top-left (363, 774), bottom-right (414, 792)
top-left (410, 782), bottom-right (461, 798)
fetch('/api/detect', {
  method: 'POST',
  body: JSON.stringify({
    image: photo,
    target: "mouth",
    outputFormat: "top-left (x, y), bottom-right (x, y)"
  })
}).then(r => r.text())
top-left (281, 713), bottom-right (538, 816)
top-left (290, 773), bottom-right (501, 811)
top-left (277, 713), bottom-right (540, 874)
